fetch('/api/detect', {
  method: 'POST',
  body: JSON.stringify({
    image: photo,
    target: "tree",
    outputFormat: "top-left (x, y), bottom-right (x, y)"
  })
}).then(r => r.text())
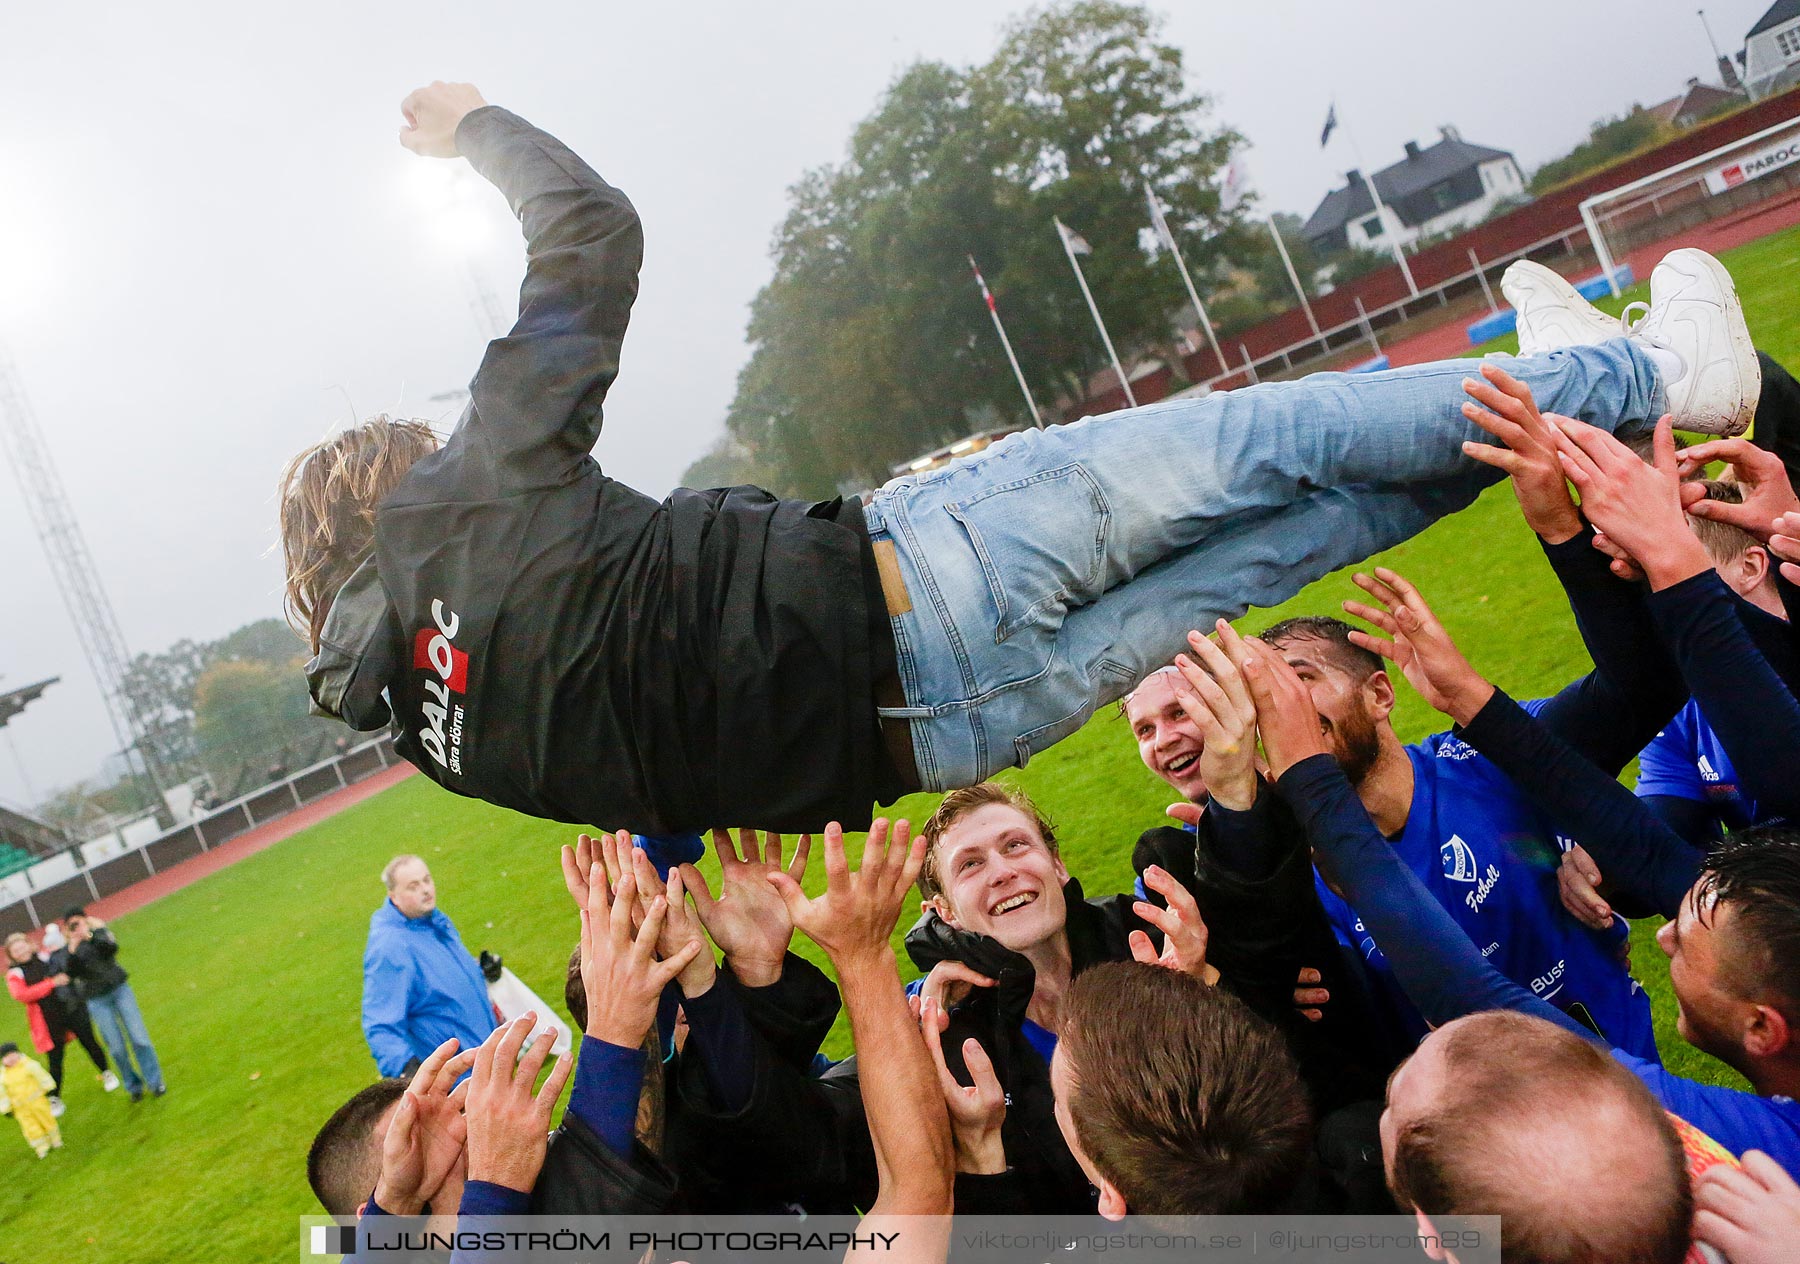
top-left (715, 1), bottom-right (1244, 496)
top-left (1530, 107), bottom-right (1674, 196)
top-left (192, 656), bottom-right (336, 799)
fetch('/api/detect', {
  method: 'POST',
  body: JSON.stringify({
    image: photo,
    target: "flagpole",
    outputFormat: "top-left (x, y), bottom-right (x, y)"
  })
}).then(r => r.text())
top-left (1336, 108), bottom-right (1420, 297)
top-left (967, 255), bottom-right (1044, 429)
top-left (1055, 216), bottom-right (1137, 408)
top-left (1267, 217), bottom-right (1322, 340)
top-left (1143, 180), bottom-right (1226, 378)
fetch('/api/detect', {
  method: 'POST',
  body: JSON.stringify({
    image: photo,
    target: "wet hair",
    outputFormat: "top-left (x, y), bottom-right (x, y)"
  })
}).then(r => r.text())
top-left (1059, 962), bottom-right (1311, 1214)
top-left (1699, 825), bottom-right (1800, 1020)
top-left (1389, 1012), bottom-right (1688, 1264)
top-left (306, 1078), bottom-right (408, 1216)
top-left (1259, 615), bottom-right (1383, 682)
top-left (916, 781), bottom-right (1060, 905)
top-left (279, 417), bottom-right (441, 653)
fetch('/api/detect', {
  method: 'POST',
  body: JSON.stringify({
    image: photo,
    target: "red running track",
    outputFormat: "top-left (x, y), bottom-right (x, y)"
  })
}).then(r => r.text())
top-left (86, 763), bottom-right (418, 921)
top-left (1377, 188), bottom-right (1800, 370)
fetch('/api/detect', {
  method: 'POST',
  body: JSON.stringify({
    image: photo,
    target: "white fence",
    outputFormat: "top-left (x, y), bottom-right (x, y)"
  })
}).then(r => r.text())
top-left (0, 735), bottom-right (400, 934)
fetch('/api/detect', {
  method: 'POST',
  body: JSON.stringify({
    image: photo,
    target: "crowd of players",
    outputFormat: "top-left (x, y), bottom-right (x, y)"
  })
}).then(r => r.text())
top-left (306, 352), bottom-right (1800, 1264)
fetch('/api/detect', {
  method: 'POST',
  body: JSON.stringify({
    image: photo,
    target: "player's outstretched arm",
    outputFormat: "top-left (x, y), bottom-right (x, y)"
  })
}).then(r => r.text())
top-left (397, 81), bottom-right (644, 488)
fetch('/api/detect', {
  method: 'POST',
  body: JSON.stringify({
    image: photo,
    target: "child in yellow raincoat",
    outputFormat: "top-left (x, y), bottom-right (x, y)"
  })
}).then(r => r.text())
top-left (0, 1040), bottom-right (62, 1157)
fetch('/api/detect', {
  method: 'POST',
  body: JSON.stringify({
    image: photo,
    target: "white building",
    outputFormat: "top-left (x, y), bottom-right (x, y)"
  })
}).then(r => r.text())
top-left (1743, 0), bottom-right (1800, 100)
top-left (1301, 126), bottom-right (1526, 256)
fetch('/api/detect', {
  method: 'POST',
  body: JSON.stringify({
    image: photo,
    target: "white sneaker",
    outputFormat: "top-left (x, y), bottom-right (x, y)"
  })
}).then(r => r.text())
top-left (1628, 248), bottom-right (1760, 436)
top-left (48, 1095), bottom-right (65, 1117)
top-left (100, 1070), bottom-right (120, 1092)
top-left (1503, 259), bottom-right (1625, 355)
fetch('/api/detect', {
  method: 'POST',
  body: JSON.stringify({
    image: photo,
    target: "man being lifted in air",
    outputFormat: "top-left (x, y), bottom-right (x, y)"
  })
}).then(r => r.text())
top-left (286, 81), bottom-right (1760, 836)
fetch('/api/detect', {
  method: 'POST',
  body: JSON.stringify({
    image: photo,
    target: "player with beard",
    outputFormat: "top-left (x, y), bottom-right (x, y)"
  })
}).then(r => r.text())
top-left (1258, 616), bottom-right (1658, 1060)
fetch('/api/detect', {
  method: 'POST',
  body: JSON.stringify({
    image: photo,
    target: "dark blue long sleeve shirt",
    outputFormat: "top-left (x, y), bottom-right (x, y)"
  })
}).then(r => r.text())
top-left (1277, 752), bottom-right (1800, 1174)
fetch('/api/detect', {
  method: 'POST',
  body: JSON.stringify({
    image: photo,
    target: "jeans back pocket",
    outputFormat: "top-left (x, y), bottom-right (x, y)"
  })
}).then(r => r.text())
top-left (944, 463), bottom-right (1110, 646)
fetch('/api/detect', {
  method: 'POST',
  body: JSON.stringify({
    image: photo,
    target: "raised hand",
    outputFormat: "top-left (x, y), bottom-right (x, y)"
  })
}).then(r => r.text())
top-left (373, 1037), bottom-right (478, 1215)
top-left (1461, 363), bottom-right (1584, 544)
top-left (626, 847), bottom-right (716, 998)
top-left (1549, 415), bottom-right (1711, 589)
top-left (1130, 865), bottom-right (1219, 985)
top-left (579, 864), bottom-right (703, 1049)
top-left (766, 819), bottom-right (925, 973)
top-left (681, 829), bottom-right (811, 988)
top-left (463, 1015), bottom-right (574, 1194)
top-left (560, 831), bottom-right (630, 913)
top-left (1239, 639), bottom-right (1331, 780)
top-left (1169, 620), bottom-right (1262, 811)
top-left (919, 997), bottom-right (1007, 1175)
top-left (398, 81), bottom-right (490, 158)
top-left (1341, 568), bottom-right (1494, 724)
top-left (1677, 437), bottom-right (1800, 542)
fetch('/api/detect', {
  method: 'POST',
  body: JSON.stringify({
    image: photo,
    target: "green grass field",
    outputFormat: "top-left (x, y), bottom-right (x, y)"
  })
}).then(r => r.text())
top-left (6, 223), bottom-right (1796, 1260)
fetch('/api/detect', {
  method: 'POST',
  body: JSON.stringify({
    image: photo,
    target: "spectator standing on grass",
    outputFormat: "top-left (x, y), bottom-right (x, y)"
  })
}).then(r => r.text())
top-left (362, 854), bottom-right (499, 1077)
top-left (63, 908), bottom-right (165, 1103)
top-left (5, 932), bottom-right (115, 1110)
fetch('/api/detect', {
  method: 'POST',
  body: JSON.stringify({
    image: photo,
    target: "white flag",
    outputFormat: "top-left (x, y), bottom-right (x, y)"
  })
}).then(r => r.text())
top-left (1220, 158), bottom-right (1250, 214)
top-left (1055, 217), bottom-right (1093, 255)
top-left (1144, 184), bottom-right (1179, 254)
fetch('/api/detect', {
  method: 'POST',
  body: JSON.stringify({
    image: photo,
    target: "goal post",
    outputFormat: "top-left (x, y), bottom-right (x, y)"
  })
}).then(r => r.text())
top-left (1580, 113), bottom-right (1800, 297)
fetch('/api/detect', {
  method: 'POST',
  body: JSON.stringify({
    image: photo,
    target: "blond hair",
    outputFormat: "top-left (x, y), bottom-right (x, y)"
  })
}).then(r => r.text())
top-left (916, 781), bottom-right (1059, 905)
top-left (279, 417), bottom-right (440, 652)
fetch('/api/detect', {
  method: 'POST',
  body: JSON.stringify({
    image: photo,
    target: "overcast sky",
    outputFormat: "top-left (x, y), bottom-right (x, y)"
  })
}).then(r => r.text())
top-left (0, 0), bottom-right (1775, 809)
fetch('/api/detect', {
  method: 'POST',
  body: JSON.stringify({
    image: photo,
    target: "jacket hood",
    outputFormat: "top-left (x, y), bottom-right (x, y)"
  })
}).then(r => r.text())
top-left (305, 558), bottom-right (398, 730)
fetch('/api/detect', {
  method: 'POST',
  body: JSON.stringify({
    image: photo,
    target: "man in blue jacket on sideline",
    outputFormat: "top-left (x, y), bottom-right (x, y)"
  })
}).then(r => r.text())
top-left (361, 854), bottom-right (497, 1077)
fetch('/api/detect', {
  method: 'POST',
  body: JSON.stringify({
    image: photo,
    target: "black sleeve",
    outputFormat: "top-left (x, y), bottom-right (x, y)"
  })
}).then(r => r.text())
top-left (728, 952), bottom-right (841, 1071)
top-left (1455, 689), bottom-right (1701, 918)
top-left (1648, 570), bottom-right (1800, 821)
top-left (664, 1036), bottom-right (877, 1212)
top-left (1531, 527), bottom-right (1686, 776)
top-left (1642, 794), bottom-right (1724, 850)
top-left (951, 1169), bottom-right (1037, 1214)
top-left (529, 1112), bottom-right (679, 1215)
top-left (1199, 779), bottom-right (1290, 882)
top-left (453, 106), bottom-right (642, 490)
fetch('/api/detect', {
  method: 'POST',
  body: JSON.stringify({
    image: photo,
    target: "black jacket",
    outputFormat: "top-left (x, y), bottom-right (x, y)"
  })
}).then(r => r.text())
top-left (67, 928), bottom-right (128, 1000)
top-left (905, 876), bottom-right (1148, 1214)
top-left (1134, 791), bottom-right (1401, 1112)
top-left (304, 106), bottom-right (901, 835)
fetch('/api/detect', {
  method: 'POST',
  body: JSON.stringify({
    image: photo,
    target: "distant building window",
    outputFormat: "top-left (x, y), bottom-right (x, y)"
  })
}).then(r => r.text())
top-left (1357, 213), bottom-right (1383, 240)
top-left (1779, 24), bottom-right (1800, 59)
top-left (1432, 184), bottom-right (1459, 211)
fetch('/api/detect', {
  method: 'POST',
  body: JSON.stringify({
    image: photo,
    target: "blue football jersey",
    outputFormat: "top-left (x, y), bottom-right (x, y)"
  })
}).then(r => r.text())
top-left (1636, 700), bottom-right (1775, 834)
top-left (1316, 732), bottom-right (1659, 1062)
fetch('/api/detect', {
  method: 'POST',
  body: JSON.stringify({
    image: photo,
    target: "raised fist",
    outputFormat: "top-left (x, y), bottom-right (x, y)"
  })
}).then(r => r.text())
top-left (399, 81), bottom-right (489, 158)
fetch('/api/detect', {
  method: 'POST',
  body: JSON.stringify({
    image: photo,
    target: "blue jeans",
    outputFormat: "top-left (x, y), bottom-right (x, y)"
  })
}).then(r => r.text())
top-left (87, 983), bottom-right (164, 1094)
top-left (865, 340), bottom-right (1664, 790)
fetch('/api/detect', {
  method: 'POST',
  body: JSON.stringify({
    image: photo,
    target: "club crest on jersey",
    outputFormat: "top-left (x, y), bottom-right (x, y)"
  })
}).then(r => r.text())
top-left (1441, 834), bottom-right (1480, 883)
top-left (414, 599), bottom-right (469, 775)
